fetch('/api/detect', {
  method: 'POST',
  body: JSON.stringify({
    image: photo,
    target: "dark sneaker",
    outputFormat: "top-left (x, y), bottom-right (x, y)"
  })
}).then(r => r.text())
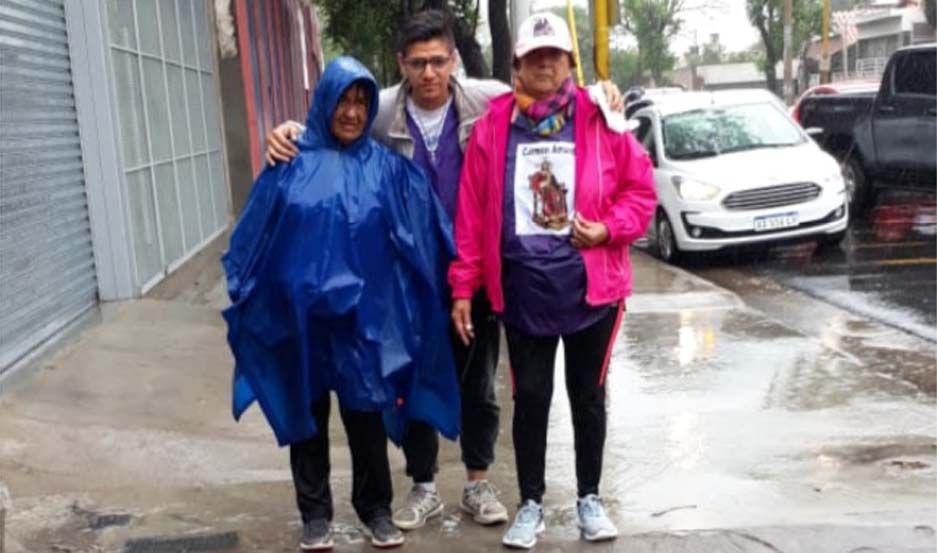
top-left (365, 515), bottom-right (405, 548)
top-left (300, 519), bottom-right (334, 551)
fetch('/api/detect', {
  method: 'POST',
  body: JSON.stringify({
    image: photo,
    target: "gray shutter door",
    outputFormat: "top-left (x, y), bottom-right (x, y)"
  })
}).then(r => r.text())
top-left (0, 0), bottom-right (97, 373)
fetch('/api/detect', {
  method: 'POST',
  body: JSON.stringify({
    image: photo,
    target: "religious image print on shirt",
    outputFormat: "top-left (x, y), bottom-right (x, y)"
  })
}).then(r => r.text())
top-left (513, 141), bottom-right (576, 236)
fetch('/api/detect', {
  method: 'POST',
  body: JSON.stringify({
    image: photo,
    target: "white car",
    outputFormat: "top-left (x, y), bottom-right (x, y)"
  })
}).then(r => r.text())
top-left (630, 89), bottom-right (849, 263)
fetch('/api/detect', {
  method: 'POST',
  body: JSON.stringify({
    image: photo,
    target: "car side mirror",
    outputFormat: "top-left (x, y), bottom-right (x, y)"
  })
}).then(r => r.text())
top-left (805, 127), bottom-right (824, 137)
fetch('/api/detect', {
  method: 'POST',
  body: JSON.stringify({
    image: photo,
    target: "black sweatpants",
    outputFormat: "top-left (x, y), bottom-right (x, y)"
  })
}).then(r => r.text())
top-left (505, 304), bottom-right (623, 503)
top-left (402, 291), bottom-right (501, 482)
top-left (290, 394), bottom-right (393, 524)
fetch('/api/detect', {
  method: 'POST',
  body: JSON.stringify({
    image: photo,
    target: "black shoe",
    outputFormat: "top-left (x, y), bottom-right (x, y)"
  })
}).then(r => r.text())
top-left (300, 519), bottom-right (334, 551)
top-left (365, 515), bottom-right (405, 548)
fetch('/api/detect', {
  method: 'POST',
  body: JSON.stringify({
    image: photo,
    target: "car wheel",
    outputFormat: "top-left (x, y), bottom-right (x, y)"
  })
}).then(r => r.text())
top-left (655, 211), bottom-right (681, 263)
top-left (842, 157), bottom-right (869, 218)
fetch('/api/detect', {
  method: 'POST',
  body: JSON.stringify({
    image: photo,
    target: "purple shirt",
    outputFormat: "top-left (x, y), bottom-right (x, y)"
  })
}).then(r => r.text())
top-left (406, 103), bottom-right (462, 222)
top-left (501, 114), bottom-right (611, 337)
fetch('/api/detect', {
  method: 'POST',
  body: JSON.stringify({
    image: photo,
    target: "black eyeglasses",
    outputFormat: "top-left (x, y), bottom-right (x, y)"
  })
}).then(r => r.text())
top-left (403, 55), bottom-right (452, 72)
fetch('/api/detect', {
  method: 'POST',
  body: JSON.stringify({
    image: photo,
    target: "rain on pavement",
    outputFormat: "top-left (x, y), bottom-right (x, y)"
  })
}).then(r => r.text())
top-left (406, 249), bottom-right (937, 551)
top-left (683, 190), bottom-right (937, 343)
top-left (4, 250), bottom-right (933, 553)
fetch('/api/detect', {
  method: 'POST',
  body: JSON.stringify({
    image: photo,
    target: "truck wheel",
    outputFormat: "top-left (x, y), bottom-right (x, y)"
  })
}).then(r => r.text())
top-left (655, 210), bottom-right (682, 264)
top-left (842, 157), bottom-right (870, 218)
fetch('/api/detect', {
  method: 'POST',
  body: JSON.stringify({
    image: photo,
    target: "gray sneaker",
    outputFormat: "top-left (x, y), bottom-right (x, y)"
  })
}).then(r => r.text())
top-left (365, 515), bottom-right (405, 548)
top-left (501, 500), bottom-right (544, 549)
top-left (460, 480), bottom-right (509, 525)
top-left (391, 485), bottom-right (444, 530)
top-left (299, 519), bottom-right (334, 551)
top-left (576, 494), bottom-right (618, 542)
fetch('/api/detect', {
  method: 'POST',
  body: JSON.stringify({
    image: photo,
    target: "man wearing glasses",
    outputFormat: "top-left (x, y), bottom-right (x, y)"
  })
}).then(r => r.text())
top-left (265, 9), bottom-right (623, 535)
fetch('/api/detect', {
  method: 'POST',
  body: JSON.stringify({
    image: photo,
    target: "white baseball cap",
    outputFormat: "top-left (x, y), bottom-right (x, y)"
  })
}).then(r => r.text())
top-left (514, 12), bottom-right (574, 59)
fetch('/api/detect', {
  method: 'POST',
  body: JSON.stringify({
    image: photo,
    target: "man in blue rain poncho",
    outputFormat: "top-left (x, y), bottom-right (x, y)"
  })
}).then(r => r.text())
top-left (222, 57), bottom-right (460, 550)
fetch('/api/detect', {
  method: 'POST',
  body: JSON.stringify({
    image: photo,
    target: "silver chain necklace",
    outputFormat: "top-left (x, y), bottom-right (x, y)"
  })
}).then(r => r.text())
top-left (408, 96), bottom-right (451, 163)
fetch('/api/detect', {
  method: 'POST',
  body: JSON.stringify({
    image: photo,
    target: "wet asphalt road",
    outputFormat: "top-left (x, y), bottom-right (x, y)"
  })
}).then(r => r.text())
top-left (667, 190), bottom-right (937, 343)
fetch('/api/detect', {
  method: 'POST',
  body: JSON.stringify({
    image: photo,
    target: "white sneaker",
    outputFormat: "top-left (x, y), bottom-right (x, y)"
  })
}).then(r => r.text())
top-left (576, 494), bottom-right (618, 542)
top-left (460, 480), bottom-right (509, 525)
top-left (501, 500), bottom-right (544, 549)
top-left (391, 485), bottom-right (444, 530)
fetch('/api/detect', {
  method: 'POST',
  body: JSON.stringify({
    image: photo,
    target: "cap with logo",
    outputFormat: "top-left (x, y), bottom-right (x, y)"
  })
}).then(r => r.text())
top-left (514, 12), bottom-right (573, 58)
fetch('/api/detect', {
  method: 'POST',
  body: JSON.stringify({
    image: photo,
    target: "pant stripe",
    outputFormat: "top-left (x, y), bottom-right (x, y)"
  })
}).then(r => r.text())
top-left (598, 302), bottom-right (625, 387)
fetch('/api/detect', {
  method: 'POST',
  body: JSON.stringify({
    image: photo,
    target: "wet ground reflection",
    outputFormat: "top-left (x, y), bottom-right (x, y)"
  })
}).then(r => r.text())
top-left (519, 300), bottom-right (936, 532)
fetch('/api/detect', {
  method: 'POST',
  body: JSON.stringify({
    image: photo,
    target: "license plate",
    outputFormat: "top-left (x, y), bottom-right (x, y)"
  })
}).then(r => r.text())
top-left (753, 212), bottom-right (799, 232)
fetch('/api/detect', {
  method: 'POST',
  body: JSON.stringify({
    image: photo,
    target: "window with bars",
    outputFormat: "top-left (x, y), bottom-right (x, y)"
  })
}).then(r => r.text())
top-left (106, 0), bottom-right (227, 288)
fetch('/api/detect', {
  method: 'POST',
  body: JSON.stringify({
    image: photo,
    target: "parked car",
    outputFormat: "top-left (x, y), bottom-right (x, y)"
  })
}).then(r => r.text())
top-left (797, 44), bottom-right (937, 214)
top-left (625, 87), bottom-right (686, 118)
top-left (629, 89), bottom-right (849, 263)
top-left (789, 80), bottom-right (879, 124)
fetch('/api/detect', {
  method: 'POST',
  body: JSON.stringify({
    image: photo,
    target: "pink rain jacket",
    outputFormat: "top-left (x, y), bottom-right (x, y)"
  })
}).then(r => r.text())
top-left (448, 88), bottom-right (658, 313)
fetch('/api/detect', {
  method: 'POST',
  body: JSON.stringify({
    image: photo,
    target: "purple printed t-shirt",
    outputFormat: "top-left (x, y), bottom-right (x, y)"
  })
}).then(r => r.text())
top-left (501, 113), bottom-right (610, 337)
top-left (406, 103), bottom-right (462, 222)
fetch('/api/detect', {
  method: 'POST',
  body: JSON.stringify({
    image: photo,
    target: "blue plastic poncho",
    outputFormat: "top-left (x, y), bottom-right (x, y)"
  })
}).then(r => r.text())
top-left (222, 57), bottom-right (460, 447)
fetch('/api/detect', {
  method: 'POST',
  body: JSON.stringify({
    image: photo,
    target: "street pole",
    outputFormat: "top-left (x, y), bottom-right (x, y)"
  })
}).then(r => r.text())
top-left (783, 0), bottom-right (794, 103)
top-left (511, 0), bottom-right (531, 41)
top-left (820, 0), bottom-right (831, 84)
top-left (567, 0), bottom-right (586, 85)
top-left (593, 0), bottom-right (610, 80)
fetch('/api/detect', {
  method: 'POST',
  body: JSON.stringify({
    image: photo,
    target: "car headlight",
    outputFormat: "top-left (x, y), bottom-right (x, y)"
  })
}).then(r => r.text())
top-left (671, 175), bottom-right (721, 201)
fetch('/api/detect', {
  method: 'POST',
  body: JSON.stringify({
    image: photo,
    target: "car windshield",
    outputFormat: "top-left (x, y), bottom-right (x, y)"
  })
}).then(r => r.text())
top-left (662, 102), bottom-right (805, 160)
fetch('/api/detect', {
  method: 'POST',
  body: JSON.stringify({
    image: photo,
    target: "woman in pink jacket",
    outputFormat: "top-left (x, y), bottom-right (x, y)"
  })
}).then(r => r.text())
top-left (448, 12), bottom-right (656, 549)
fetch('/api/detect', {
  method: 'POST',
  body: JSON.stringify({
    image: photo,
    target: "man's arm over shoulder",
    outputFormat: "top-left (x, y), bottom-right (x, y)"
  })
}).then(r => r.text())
top-left (459, 77), bottom-right (511, 102)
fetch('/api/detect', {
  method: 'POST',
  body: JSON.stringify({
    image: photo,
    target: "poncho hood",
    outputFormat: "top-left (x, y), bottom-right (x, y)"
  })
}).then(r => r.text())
top-left (300, 56), bottom-right (379, 151)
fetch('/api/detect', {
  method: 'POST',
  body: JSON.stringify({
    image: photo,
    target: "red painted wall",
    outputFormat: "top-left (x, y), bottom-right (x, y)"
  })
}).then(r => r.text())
top-left (234, 0), bottom-right (322, 174)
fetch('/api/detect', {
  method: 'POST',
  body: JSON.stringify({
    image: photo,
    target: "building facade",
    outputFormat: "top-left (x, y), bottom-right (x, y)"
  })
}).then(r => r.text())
top-left (0, 0), bottom-right (320, 379)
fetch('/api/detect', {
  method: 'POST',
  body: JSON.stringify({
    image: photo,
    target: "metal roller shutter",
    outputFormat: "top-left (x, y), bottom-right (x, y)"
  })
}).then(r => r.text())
top-left (0, 0), bottom-right (97, 373)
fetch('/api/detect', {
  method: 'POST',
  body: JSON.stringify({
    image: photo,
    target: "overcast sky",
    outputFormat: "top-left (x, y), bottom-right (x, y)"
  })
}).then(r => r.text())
top-left (478, 0), bottom-right (762, 61)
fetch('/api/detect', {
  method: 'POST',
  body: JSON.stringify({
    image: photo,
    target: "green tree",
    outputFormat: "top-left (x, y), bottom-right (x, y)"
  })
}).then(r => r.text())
top-left (318, 0), bottom-right (490, 87)
top-left (552, 7), bottom-right (639, 89)
top-left (609, 47), bottom-right (640, 91)
top-left (701, 35), bottom-right (726, 64)
top-left (725, 42), bottom-right (764, 64)
top-left (419, 0), bottom-right (489, 77)
top-left (685, 34), bottom-right (727, 66)
top-left (619, 0), bottom-right (682, 85)
top-left (318, 0), bottom-right (400, 85)
top-left (746, 0), bottom-right (821, 94)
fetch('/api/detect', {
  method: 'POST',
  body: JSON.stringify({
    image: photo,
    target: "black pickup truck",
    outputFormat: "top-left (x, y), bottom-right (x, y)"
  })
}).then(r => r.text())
top-left (798, 43), bottom-right (936, 214)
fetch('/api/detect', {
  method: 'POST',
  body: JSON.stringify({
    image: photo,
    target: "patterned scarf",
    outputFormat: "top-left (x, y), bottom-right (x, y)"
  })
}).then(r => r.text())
top-left (514, 77), bottom-right (576, 136)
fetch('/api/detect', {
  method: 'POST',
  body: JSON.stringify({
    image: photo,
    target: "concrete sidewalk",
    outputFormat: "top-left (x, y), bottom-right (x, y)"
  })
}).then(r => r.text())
top-left (0, 251), bottom-right (934, 553)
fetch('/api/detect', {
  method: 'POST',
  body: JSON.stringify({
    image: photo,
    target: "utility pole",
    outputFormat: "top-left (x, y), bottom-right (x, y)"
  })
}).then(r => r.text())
top-left (820, 0), bottom-right (831, 84)
top-left (593, 0), bottom-right (610, 80)
top-left (511, 0), bottom-right (531, 41)
top-left (567, 0), bottom-right (585, 85)
top-left (783, 0), bottom-right (794, 103)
